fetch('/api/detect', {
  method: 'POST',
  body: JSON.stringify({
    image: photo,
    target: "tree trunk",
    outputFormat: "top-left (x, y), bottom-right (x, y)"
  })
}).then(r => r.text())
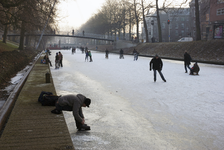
top-left (19, 21), bottom-right (26, 50)
top-left (156, 0), bottom-right (162, 42)
top-left (143, 15), bottom-right (149, 43)
top-left (3, 24), bottom-right (8, 43)
top-left (129, 10), bottom-right (132, 41)
top-left (195, 0), bottom-right (201, 41)
top-left (134, 0), bottom-right (139, 43)
top-left (141, 0), bottom-right (148, 43)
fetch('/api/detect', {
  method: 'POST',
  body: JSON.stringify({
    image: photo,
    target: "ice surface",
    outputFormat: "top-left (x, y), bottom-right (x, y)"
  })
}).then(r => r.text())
top-left (49, 49), bottom-right (224, 150)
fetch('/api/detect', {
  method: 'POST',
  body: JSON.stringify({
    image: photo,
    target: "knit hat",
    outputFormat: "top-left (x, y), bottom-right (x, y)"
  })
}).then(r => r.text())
top-left (84, 98), bottom-right (91, 107)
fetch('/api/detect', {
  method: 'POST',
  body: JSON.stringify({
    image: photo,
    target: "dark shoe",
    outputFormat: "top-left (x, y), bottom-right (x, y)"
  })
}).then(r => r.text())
top-left (78, 124), bottom-right (91, 131)
top-left (164, 80), bottom-right (166, 82)
top-left (51, 109), bottom-right (62, 114)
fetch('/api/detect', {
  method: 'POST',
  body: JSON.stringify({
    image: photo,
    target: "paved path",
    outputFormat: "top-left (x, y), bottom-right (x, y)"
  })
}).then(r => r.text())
top-left (0, 54), bottom-right (74, 150)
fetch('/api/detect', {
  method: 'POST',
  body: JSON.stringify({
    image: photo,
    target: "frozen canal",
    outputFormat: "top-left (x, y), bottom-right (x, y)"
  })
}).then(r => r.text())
top-left (49, 49), bottom-right (224, 150)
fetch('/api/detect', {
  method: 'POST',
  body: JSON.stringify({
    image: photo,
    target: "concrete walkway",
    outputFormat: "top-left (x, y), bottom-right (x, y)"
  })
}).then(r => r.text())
top-left (0, 54), bottom-right (74, 150)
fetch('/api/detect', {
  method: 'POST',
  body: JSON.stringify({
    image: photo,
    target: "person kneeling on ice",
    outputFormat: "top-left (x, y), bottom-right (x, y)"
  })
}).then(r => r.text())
top-left (51, 94), bottom-right (91, 131)
top-left (190, 62), bottom-right (200, 75)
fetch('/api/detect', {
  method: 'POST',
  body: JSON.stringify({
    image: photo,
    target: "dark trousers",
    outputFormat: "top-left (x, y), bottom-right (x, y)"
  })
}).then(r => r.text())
top-left (56, 103), bottom-right (83, 128)
top-left (184, 63), bottom-right (191, 73)
top-left (153, 69), bottom-right (166, 81)
top-left (59, 60), bottom-right (63, 67)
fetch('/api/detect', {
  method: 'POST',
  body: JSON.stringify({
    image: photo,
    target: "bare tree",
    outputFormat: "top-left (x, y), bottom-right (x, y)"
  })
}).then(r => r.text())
top-left (195, 0), bottom-right (201, 40)
top-left (139, 0), bottom-right (153, 43)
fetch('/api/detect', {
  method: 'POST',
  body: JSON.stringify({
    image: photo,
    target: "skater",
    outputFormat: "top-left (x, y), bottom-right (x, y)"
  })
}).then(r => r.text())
top-left (51, 94), bottom-right (91, 131)
top-left (133, 49), bottom-right (138, 61)
top-left (89, 51), bottom-right (93, 62)
top-left (58, 51), bottom-right (63, 67)
top-left (184, 51), bottom-right (192, 73)
top-left (119, 49), bottom-right (124, 59)
top-left (190, 62), bottom-right (200, 75)
top-left (105, 49), bottom-right (109, 59)
top-left (55, 53), bottom-right (60, 69)
top-left (72, 47), bottom-right (76, 54)
top-left (149, 54), bottom-right (166, 82)
top-left (85, 50), bottom-right (89, 62)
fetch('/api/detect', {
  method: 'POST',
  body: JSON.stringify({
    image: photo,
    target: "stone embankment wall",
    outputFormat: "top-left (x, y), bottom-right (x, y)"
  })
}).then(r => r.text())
top-left (87, 39), bottom-right (224, 65)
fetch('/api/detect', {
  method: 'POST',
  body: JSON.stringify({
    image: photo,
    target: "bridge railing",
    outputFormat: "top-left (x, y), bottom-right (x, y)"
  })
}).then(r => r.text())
top-left (7, 31), bottom-right (129, 41)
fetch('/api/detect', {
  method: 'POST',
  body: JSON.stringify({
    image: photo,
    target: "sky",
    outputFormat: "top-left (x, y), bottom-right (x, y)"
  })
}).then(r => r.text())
top-left (56, 0), bottom-right (191, 33)
top-left (57, 0), bottom-right (105, 32)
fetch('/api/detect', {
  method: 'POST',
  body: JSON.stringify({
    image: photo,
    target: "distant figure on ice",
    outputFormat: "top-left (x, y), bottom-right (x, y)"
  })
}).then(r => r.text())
top-left (119, 49), bottom-right (124, 59)
top-left (72, 47), bottom-right (76, 54)
top-left (190, 62), bottom-right (200, 75)
top-left (51, 94), bottom-right (91, 131)
top-left (89, 51), bottom-right (93, 62)
top-left (149, 54), bottom-right (166, 82)
top-left (133, 49), bottom-right (139, 61)
top-left (105, 49), bottom-right (109, 59)
top-left (184, 51), bottom-right (192, 73)
top-left (58, 51), bottom-right (63, 67)
top-left (85, 50), bottom-right (89, 62)
top-left (55, 53), bottom-right (60, 69)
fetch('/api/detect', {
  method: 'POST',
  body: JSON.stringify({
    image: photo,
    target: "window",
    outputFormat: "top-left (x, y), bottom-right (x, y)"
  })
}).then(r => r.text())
top-left (181, 23), bottom-right (185, 29)
top-left (217, 8), bottom-right (224, 15)
top-left (175, 23), bottom-right (179, 29)
top-left (181, 30), bottom-right (185, 36)
top-left (175, 30), bottom-right (178, 36)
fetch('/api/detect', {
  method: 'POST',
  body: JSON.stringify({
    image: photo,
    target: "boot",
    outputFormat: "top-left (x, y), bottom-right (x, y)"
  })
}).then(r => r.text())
top-left (78, 124), bottom-right (91, 131)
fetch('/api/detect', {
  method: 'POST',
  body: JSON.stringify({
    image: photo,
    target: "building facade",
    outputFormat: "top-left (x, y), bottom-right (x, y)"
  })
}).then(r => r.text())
top-left (143, 8), bottom-right (191, 42)
top-left (142, 0), bottom-right (224, 42)
top-left (189, 0), bottom-right (224, 40)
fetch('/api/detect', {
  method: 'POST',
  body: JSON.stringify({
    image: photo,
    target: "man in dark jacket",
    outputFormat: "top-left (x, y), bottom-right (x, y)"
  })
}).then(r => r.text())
top-left (120, 49), bottom-right (124, 59)
top-left (184, 51), bottom-right (192, 73)
top-left (51, 94), bottom-right (91, 131)
top-left (149, 54), bottom-right (166, 82)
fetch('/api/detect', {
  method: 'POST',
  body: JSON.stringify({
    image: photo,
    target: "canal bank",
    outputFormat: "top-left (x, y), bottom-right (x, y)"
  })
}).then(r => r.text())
top-left (0, 53), bottom-right (74, 150)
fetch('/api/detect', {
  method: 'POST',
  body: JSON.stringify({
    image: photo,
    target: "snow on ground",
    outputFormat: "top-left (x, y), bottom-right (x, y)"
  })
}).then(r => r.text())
top-left (49, 49), bottom-right (224, 150)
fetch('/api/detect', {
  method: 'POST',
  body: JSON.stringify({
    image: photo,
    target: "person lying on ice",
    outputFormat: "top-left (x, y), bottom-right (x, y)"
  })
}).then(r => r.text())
top-left (51, 94), bottom-right (91, 131)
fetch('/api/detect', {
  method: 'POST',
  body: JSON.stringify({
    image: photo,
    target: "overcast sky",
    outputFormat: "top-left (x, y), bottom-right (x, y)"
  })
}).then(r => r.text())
top-left (56, 0), bottom-right (191, 32)
top-left (57, 0), bottom-right (105, 32)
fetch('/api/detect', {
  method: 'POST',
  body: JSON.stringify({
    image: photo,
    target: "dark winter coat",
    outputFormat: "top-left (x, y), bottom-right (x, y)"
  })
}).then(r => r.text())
top-left (58, 94), bottom-right (86, 123)
top-left (150, 57), bottom-right (163, 70)
top-left (184, 52), bottom-right (192, 65)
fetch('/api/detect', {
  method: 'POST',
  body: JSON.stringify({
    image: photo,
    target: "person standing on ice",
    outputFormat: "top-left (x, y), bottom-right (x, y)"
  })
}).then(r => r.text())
top-left (105, 49), bottom-right (109, 59)
top-left (55, 53), bottom-right (60, 69)
top-left (184, 51), bottom-right (192, 73)
top-left (119, 49), bottom-right (124, 59)
top-left (58, 51), bottom-right (63, 67)
top-left (149, 54), bottom-right (166, 82)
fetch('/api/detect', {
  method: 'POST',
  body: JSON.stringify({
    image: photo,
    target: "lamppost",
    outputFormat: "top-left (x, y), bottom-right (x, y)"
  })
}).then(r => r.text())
top-left (151, 19), bottom-right (154, 43)
top-left (168, 19), bottom-right (170, 42)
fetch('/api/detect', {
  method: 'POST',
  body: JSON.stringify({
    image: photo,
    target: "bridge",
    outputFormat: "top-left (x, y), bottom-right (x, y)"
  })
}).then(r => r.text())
top-left (6, 32), bottom-right (137, 50)
top-left (7, 33), bottom-right (115, 42)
